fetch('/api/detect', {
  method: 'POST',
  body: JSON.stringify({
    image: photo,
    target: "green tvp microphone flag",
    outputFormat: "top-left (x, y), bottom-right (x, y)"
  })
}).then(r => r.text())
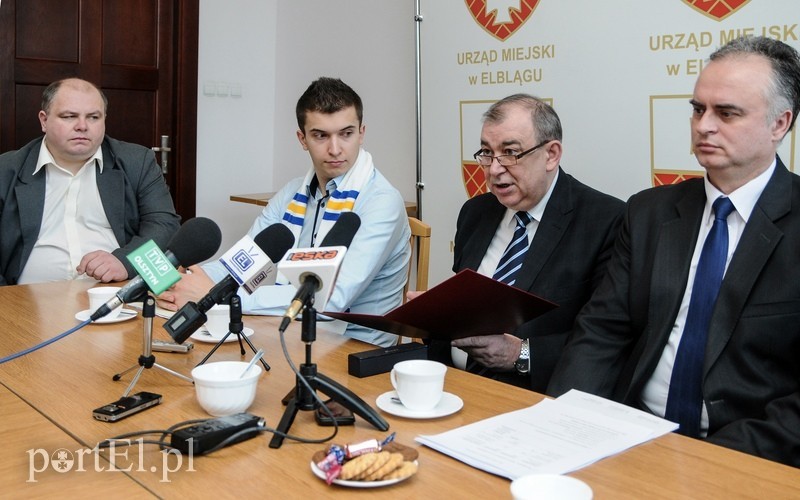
top-left (126, 240), bottom-right (181, 295)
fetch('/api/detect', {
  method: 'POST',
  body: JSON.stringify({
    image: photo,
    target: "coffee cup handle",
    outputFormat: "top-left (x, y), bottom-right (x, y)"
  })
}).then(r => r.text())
top-left (390, 368), bottom-right (398, 391)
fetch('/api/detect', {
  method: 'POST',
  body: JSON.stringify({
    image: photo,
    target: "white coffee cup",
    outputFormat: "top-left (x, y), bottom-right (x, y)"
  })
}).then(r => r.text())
top-left (510, 474), bottom-right (593, 500)
top-left (87, 286), bottom-right (123, 320)
top-left (204, 304), bottom-right (230, 338)
top-left (390, 359), bottom-right (447, 411)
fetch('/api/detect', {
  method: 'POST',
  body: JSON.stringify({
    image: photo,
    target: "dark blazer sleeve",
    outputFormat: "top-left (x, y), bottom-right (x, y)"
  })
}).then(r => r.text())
top-left (517, 172), bottom-right (624, 393)
top-left (99, 137), bottom-right (181, 278)
top-left (546, 193), bottom-right (645, 399)
top-left (0, 139), bottom-right (46, 285)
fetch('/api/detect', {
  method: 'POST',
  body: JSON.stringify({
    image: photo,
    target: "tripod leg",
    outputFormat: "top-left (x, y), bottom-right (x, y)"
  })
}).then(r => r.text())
top-left (236, 334), bottom-right (246, 356)
top-left (196, 333), bottom-right (233, 367)
top-left (122, 365), bottom-right (146, 397)
top-left (112, 364), bottom-right (139, 381)
top-left (314, 372), bottom-right (389, 431)
top-left (153, 363), bottom-right (194, 383)
top-left (238, 333), bottom-right (271, 371)
top-left (280, 387), bottom-right (294, 405)
top-left (269, 395), bottom-right (301, 449)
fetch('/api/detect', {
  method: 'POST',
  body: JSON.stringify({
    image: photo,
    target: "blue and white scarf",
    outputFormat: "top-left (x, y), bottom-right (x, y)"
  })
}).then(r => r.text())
top-left (282, 148), bottom-right (374, 245)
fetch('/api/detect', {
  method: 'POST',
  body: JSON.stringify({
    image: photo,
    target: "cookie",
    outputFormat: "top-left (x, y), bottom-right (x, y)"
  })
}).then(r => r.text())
top-left (364, 452), bottom-right (404, 481)
top-left (381, 460), bottom-right (418, 481)
top-left (355, 451), bottom-right (392, 480)
top-left (339, 452), bottom-right (379, 480)
top-left (382, 441), bottom-right (419, 462)
top-left (312, 449), bottom-right (328, 464)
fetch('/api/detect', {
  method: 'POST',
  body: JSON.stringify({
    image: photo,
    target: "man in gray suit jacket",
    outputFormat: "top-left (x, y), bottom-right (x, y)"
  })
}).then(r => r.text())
top-left (548, 37), bottom-right (800, 467)
top-left (0, 78), bottom-right (180, 285)
top-left (424, 94), bottom-right (623, 393)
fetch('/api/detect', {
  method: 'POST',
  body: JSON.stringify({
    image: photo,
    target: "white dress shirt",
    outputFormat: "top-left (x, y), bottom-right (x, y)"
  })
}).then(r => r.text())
top-left (18, 142), bottom-right (116, 284)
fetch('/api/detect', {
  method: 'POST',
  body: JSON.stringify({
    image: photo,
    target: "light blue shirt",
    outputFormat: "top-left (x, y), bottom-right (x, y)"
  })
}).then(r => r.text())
top-left (204, 164), bottom-right (410, 347)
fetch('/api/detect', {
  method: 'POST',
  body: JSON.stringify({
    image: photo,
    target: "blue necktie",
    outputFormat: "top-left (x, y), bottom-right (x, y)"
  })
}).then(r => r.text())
top-left (493, 211), bottom-right (532, 286)
top-left (665, 196), bottom-right (735, 438)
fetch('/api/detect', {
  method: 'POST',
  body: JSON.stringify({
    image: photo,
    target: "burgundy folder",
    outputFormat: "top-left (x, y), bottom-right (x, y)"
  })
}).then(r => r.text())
top-left (324, 269), bottom-right (557, 340)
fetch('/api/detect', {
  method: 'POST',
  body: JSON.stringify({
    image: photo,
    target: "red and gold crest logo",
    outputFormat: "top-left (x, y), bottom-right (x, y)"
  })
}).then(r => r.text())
top-left (681, 0), bottom-right (751, 21)
top-left (466, 0), bottom-right (540, 42)
top-left (463, 162), bottom-right (487, 198)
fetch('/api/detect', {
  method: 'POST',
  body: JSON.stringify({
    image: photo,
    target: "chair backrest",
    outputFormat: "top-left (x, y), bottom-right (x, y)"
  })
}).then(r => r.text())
top-left (404, 216), bottom-right (431, 302)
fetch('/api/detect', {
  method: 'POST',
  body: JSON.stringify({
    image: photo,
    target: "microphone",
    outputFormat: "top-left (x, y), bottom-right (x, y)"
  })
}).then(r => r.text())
top-left (219, 224), bottom-right (296, 295)
top-left (278, 212), bottom-right (361, 332)
top-left (89, 217), bottom-right (222, 321)
top-left (164, 223), bottom-right (295, 343)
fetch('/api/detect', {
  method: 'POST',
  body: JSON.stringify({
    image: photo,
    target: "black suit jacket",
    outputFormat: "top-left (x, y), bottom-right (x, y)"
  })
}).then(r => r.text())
top-left (430, 168), bottom-right (624, 392)
top-left (548, 158), bottom-right (800, 467)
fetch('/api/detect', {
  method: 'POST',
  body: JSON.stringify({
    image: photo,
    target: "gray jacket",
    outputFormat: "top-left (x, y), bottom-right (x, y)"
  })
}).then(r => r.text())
top-left (0, 136), bottom-right (180, 284)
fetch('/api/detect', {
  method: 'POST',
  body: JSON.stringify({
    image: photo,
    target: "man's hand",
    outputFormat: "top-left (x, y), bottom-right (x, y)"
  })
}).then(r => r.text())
top-left (406, 290), bottom-right (425, 302)
top-left (155, 265), bottom-right (214, 311)
top-left (451, 334), bottom-right (522, 371)
top-left (77, 251), bottom-right (128, 282)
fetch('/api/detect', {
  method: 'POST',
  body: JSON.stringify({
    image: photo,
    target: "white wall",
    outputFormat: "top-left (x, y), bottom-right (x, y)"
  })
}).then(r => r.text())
top-left (197, 0), bottom-right (417, 257)
top-left (196, 0), bottom-right (278, 255)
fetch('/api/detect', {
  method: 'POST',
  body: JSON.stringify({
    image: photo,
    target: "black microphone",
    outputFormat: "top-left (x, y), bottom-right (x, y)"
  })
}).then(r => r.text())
top-left (278, 212), bottom-right (361, 332)
top-left (89, 217), bottom-right (222, 321)
top-left (164, 223), bottom-right (295, 343)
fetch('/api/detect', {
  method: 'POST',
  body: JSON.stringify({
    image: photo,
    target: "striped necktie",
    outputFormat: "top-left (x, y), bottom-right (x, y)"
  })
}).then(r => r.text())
top-left (665, 196), bottom-right (735, 437)
top-left (493, 211), bottom-right (532, 286)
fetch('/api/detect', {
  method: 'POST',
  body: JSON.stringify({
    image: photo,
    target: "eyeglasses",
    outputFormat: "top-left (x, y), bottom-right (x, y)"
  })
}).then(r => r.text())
top-left (473, 139), bottom-right (550, 167)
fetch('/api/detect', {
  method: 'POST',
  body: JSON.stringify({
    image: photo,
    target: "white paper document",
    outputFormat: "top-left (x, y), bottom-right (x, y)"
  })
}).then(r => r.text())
top-left (416, 390), bottom-right (678, 480)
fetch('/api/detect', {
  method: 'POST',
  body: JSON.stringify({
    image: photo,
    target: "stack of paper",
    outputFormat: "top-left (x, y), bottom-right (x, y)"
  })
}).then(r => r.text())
top-left (416, 390), bottom-right (678, 480)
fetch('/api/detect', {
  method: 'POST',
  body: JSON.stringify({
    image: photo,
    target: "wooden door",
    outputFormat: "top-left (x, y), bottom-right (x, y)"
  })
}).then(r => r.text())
top-left (0, 0), bottom-right (198, 219)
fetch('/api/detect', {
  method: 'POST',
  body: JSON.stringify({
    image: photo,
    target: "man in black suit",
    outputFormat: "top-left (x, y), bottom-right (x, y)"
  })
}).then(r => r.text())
top-left (548, 36), bottom-right (800, 467)
top-left (423, 94), bottom-right (624, 393)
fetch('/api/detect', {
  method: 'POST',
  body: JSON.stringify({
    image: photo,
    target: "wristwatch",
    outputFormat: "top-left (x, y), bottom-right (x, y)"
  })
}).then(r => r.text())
top-left (514, 338), bottom-right (530, 374)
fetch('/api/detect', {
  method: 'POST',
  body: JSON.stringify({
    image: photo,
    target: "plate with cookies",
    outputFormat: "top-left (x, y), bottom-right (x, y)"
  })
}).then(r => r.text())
top-left (311, 439), bottom-right (419, 487)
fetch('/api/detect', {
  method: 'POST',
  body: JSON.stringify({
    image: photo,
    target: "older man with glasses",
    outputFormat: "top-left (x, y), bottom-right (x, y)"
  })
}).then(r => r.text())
top-left (421, 94), bottom-right (624, 393)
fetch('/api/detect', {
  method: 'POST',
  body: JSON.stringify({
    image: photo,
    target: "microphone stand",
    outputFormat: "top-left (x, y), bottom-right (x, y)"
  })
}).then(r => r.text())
top-left (113, 295), bottom-right (193, 396)
top-left (269, 302), bottom-right (389, 449)
top-left (196, 295), bottom-right (270, 371)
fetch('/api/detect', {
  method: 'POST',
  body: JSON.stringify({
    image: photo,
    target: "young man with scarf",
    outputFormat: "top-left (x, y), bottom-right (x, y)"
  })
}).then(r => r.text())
top-left (159, 77), bottom-right (410, 347)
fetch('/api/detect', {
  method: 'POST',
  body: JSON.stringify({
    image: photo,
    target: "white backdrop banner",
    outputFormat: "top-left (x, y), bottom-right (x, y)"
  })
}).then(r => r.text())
top-left (420, 0), bottom-right (799, 285)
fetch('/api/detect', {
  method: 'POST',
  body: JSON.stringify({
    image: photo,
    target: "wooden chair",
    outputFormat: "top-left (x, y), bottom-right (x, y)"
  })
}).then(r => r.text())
top-left (404, 216), bottom-right (431, 302)
top-left (398, 217), bottom-right (430, 344)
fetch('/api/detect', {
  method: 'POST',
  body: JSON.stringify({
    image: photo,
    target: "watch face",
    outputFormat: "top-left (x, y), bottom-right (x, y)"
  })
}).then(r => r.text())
top-left (515, 359), bottom-right (530, 374)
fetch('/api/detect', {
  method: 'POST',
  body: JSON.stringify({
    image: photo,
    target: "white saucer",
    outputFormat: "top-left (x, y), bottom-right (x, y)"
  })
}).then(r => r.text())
top-left (190, 327), bottom-right (254, 344)
top-left (376, 390), bottom-right (463, 419)
top-left (75, 309), bottom-right (138, 324)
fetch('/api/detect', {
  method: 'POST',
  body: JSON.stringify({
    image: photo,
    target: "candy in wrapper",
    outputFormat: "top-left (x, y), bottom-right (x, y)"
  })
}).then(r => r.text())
top-left (316, 451), bottom-right (343, 484)
top-left (324, 463), bottom-right (342, 485)
top-left (380, 432), bottom-right (396, 447)
top-left (344, 438), bottom-right (381, 459)
top-left (327, 444), bottom-right (346, 464)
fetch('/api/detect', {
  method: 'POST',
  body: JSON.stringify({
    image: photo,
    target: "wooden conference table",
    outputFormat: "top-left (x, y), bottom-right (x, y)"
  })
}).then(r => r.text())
top-left (1, 281), bottom-right (797, 498)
